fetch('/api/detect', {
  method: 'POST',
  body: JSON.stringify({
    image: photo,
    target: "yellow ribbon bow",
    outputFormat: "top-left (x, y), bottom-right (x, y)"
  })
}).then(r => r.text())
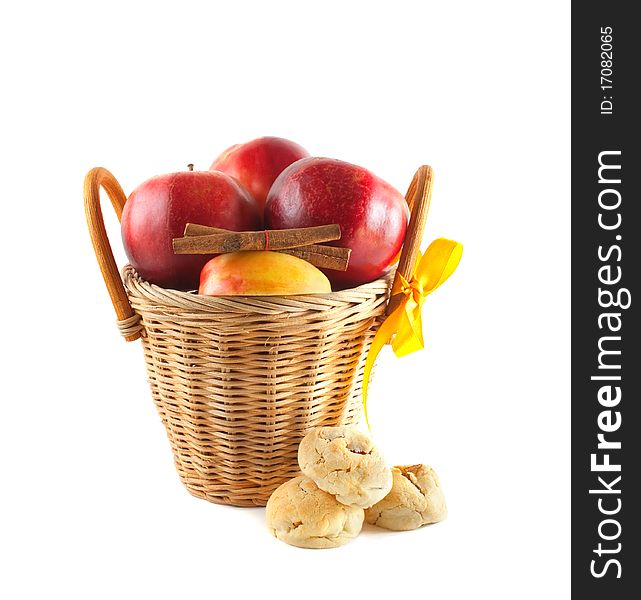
top-left (362, 238), bottom-right (463, 425)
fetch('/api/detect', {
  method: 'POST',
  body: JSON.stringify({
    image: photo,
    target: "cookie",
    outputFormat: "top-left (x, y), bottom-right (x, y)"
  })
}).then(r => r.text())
top-left (266, 476), bottom-right (364, 549)
top-left (298, 426), bottom-right (393, 509)
top-left (365, 464), bottom-right (447, 531)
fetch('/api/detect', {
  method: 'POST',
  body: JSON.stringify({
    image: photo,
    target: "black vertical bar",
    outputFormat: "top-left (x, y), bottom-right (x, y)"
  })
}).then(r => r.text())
top-left (572, 2), bottom-right (639, 597)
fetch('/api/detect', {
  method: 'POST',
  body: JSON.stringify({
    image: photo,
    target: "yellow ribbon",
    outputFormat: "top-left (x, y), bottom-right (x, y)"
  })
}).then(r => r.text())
top-left (362, 238), bottom-right (463, 426)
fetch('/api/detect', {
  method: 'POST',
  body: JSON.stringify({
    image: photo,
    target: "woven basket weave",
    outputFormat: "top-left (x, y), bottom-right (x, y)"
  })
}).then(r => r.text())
top-left (85, 165), bottom-right (432, 506)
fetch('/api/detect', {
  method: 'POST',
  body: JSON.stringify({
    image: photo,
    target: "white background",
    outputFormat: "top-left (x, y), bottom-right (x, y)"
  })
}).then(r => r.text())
top-left (1, 1), bottom-right (570, 598)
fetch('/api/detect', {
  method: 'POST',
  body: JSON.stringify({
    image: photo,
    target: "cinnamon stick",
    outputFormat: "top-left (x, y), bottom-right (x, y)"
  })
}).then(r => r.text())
top-left (279, 247), bottom-right (351, 271)
top-left (183, 223), bottom-right (228, 236)
top-left (173, 223), bottom-right (351, 270)
top-left (173, 224), bottom-right (341, 254)
top-left (184, 224), bottom-right (349, 257)
top-left (174, 237), bottom-right (350, 270)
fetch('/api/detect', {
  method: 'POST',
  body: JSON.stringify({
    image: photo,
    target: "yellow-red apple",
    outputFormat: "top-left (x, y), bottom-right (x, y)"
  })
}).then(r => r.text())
top-left (198, 251), bottom-right (331, 296)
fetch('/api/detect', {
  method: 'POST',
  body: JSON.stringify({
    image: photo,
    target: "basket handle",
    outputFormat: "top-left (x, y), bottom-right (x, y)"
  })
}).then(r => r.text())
top-left (387, 165), bottom-right (433, 315)
top-left (84, 167), bottom-right (142, 342)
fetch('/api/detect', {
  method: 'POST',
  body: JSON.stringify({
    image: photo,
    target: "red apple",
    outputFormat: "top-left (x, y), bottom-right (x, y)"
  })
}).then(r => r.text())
top-left (264, 157), bottom-right (408, 289)
top-left (210, 136), bottom-right (309, 213)
top-left (121, 169), bottom-right (261, 290)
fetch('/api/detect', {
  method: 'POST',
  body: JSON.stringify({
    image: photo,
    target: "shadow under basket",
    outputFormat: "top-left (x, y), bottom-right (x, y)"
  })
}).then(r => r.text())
top-left (85, 165), bottom-right (433, 507)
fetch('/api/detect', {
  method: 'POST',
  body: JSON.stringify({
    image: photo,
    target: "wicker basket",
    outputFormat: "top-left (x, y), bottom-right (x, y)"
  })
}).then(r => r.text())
top-left (85, 165), bottom-right (432, 506)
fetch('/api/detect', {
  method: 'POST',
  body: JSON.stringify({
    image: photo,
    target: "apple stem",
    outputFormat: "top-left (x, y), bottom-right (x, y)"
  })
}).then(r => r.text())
top-left (187, 163), bottom-right (194, 171)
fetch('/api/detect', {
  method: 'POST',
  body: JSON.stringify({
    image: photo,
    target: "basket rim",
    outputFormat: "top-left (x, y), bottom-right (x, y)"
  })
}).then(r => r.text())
top-left (122, 264), bottom-right (394, 313)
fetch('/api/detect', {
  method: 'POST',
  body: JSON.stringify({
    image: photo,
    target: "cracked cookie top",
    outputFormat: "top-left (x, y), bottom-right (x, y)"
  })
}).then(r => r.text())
top-left (297, 426), bottom-right (393, 509)
top-left (266, 475), bottom-right (364, 549)
top-left (365, 464), bottom-right (447, 531)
